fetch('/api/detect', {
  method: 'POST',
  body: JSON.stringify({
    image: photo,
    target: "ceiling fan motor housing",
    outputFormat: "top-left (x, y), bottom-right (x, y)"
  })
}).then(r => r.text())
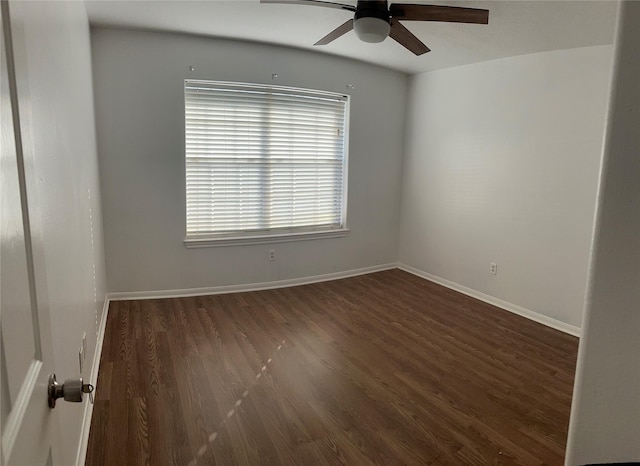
top-left (354, 0), bottom-right (391, 43)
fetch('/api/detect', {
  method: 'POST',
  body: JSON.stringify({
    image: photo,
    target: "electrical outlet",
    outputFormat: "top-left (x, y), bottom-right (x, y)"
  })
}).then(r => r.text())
top-left (268, 249), bottom-right (276, 261)
top-left (490, 263), bottom-right (498, 275)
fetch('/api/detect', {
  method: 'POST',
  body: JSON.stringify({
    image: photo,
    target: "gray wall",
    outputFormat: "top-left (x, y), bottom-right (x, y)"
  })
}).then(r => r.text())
top-left (91, 27), bottom-right (407, 294)
top-left (567, 2), bottom-right (640, 463)
top-left (398, 45), bottom-right (613, 331)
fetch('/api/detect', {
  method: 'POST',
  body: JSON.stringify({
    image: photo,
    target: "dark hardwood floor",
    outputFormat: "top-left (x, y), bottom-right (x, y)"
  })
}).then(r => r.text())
top-left (85, 269), bottom-right (578, 465)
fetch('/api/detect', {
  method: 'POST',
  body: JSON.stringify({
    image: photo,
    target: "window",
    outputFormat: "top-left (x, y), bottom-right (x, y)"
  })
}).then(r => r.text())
top-left (184, 80), bottom-right (349, 246)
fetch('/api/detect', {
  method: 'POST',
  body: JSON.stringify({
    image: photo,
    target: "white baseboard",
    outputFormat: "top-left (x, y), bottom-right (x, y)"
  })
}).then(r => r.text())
top-left (398, 264), bottom-right (581, 337)
top-left (107, 263), bottom-right (399, 301)
top-left (75, 295), bottom-right (110, 466)
top-left (108, 262), bottom-right (580, 337)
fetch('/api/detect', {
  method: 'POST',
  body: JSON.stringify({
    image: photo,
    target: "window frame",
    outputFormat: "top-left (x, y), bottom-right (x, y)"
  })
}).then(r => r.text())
top-left (183, 80), bottom-right (350, 248)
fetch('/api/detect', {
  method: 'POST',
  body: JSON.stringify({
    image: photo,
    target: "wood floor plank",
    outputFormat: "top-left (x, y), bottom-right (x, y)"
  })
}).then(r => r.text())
top-left (84, 401), bottom-right (109, 466)
top-left (86, 269), bottom-right (578, 465)
top-left (104, 361), bottom-right (128, 466)
top-left (126, 397), bottom-right (150, 466)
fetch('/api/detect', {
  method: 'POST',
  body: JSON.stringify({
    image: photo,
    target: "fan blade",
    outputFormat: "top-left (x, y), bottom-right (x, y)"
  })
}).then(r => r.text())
top-left (261, 0), bottom-right (356, 12)
top-left (314, 19), bottom-right (354, 45)
top-left (390, 4), bottom-right (489, 24)
top-left (389, 20), bottom-right (430, 55)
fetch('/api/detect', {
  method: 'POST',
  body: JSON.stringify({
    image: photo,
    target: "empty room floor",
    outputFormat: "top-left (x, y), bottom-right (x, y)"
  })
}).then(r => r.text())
top-left (85, 269), bottom-right (578, 465)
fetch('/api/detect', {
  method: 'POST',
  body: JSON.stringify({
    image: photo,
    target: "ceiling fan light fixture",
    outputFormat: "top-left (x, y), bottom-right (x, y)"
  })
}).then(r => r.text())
top-left (353, 17), bottom-right (390, 43)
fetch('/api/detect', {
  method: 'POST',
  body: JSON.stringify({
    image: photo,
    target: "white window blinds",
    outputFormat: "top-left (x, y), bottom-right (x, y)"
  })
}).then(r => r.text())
top-left (185, 80), bottom-right (348, 239)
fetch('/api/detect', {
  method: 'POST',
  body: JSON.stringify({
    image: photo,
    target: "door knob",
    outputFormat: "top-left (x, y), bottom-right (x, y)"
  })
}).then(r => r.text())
top-left (48, 374), bottom-right (94, 408)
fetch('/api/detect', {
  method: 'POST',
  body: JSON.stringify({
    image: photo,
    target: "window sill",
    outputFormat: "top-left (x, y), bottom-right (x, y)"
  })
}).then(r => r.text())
top-left (184, 228), bottom-right (350, 248)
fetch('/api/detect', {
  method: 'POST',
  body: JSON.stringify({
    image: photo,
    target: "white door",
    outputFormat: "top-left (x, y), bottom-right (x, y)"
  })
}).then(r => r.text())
top-left (1, 1), bottom-right (59, 464)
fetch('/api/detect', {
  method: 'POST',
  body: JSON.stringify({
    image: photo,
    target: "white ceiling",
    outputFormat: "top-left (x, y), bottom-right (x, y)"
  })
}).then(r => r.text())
top-left (84, 0), bottom-right (618, 74)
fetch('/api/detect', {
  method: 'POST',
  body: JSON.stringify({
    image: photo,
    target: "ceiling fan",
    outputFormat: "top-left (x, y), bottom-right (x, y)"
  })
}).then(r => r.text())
top-left (261, 0), bottom-right (489, 55)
